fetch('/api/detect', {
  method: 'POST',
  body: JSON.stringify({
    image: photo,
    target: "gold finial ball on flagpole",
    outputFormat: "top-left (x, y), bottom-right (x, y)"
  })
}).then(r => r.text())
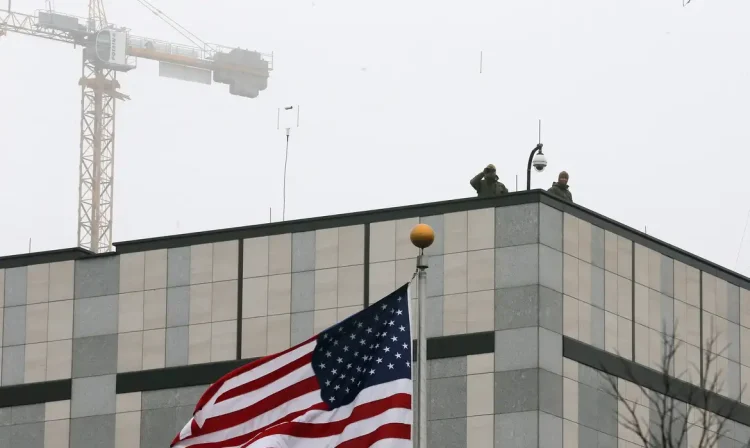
top-left (410, 223), bottom-right (435, 249)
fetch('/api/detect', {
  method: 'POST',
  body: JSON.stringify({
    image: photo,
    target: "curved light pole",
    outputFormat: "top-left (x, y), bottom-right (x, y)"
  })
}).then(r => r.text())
top-left (526, 143), bottom-right (547, 190)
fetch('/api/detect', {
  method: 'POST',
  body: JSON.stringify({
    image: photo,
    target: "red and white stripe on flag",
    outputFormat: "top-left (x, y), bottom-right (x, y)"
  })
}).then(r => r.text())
top-left (172, 285), bottom-right (414, 447)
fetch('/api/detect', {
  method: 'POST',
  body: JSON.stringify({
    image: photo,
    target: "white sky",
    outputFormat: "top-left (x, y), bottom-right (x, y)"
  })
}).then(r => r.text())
top-left (1, 0), bottom-right (749, 275)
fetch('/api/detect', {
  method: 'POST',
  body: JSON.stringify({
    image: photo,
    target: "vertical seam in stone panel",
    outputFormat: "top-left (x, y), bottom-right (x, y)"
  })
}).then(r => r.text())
top-left (363, 223), bottom-right (371, 308)
top-left (700, 271), bottom-right (704, 380)
top-left (632, 240), bottom-right (636, 362)
top-left (237, 239), bottom-right (244, 360)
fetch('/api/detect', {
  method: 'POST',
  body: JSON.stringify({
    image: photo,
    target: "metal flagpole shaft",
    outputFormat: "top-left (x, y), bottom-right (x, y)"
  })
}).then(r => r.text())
top-left (415, 251), bottom-right (428, 447)
top-left (409, 223), bottom-right (434, 448)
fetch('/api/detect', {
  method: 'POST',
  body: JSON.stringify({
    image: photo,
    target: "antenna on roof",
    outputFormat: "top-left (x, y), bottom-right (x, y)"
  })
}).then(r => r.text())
top-left (735, 208), bottom-right (750, 269)
top-left (28, 238), bottom-right (31, 253)
top-left (479, 51), bottom-right (483, 74)
top-left (538, 119), bottom-right (542, 145)
top-left (277, 105), bottom-right (300, 221)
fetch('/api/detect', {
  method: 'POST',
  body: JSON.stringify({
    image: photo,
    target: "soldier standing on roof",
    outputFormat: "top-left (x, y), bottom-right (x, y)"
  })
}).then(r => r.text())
top-left (547, 171), bottom-right (573, 202)
top-left (470, 164), bottom-right (509, 197)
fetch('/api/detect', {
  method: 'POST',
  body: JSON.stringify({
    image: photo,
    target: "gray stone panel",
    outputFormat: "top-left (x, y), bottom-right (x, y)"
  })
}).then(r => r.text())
top-left (10, 404), bottom-right (44, 425)
top-left (10, 422), bottom-right (44, 448)
top-left (661, 255), bottom-right (674, 297)
top-left (578, 383), bottom-right (617, 437)
top-left (0, 408), bottom-right (10, 426)
top-left (290, 311), bottom-right (314, 345)
top-left (167, 247), bottom-right (191, 288)
top-left (495, 328), bottom-right (538, 372)
top-left (729, 322), bottom-right (741, 363)
top-left (660, 292), bottom-right (674, 336)
top-left (496, 204), bottom-right (539, 248)
top-left (732, 421), bottom-right (750, 443)
top-left (72, 334), bottom-right (118, 377)
top-left (1, 345), bottom-right (24, 385)
top-left (428, 376), bottom-right (467, 420)
top-left (599, 431), bottom-right (618, 448)
top-left (292, 231), bottom-right (316, 273)
top-left (495, 285), bottom-right (538, 330)
top-left (539, 369), bottom-right (562, 417)
top-left (728, 284), bottom-right (740, 325)
top-left (428, 357), bottom-right (467, 379)
top-left (539, 286), bottom-right (563, 334)
top-left (427, 417), bottom-right (467, 448)
top-left (539, 327), bottom-right (562, 376)
top-left (579, 425), bottom-right (598, 448)
top-left (496, 245), bottom-right (539, 289)
top-left (166, 326), bottom-right (189, 367)
top-left (494, 411), bottom-right (537, 448)
top-left (539, 412), bottom-right (562, 448)
top-left (141, 386), bottom-right (205, 410)
top-left (291, 271), bottom-right (315, 313)
top-left (578, 364), bottom-right (610, 391)
top-left (0, 427), bottom-right (8, 447)
top-left (141, 407), bottom-right (176, 448)
top-left (73, 295), bottom-right (118, 338)
top-left (591, 265), bottom-right (605, 310)
top-left (421, 215), bottom-right (444, 256)
top-left (70, 414), bottom-right (115, 448)
top-left (175, 405), bottom-right (193, 435)
top-left (4, 267), bottom-right (27, 307)
top-left (75, 256), bottom-right (119, 299)
top-left (539, 244), bottom-right (563, 293)
top-left (494, 369), bottom-right (538, 414)
top-left (591, 305), bottom-right (605, 350)
top-left (426, 296), bottom-right (443, 338)
top-left (3, 305), bottom-right (26, 346)
top-left (166, 286), bottom-right (190, 327)
top-left (591, 225), bottom-right (605, 269)
top-left (427, 255), bottom-right (444, 298)
top-left (540, 204), bottom-right (563, 252)
top-left (729, 360), bottom-right (741, 400)
top-left (71, 375), bottom-right (116, 418)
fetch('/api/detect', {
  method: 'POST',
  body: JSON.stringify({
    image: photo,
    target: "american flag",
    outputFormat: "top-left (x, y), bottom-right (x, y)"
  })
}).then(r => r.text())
top-left (171, 283), bottom-right (413, 448)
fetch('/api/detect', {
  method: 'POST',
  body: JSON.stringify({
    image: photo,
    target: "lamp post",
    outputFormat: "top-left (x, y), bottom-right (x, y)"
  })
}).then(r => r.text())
top-left (526, 143), bottom-right (547, 190)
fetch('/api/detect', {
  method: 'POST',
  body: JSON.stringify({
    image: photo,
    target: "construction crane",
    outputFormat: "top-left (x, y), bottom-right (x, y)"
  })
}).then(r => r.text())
top-left (1, 0), bottom-right (272, 253)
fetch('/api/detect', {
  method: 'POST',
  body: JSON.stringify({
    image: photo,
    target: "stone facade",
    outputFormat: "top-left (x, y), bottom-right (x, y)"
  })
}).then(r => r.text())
top-left (1, 191), bottom-right (749, 447)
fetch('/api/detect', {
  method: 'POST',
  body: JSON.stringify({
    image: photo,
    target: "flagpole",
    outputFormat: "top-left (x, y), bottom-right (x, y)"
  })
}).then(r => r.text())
top-left (410, 224), bottom-right (434, 448)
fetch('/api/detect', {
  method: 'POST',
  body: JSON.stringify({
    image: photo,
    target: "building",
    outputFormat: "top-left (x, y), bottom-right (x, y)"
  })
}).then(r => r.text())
top-left (1, 190), bottom-right (750, 447)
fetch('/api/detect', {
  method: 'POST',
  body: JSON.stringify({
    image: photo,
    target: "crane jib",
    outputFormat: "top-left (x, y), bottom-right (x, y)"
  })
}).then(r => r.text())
top-left (1, 4), bottom-right (272, 253)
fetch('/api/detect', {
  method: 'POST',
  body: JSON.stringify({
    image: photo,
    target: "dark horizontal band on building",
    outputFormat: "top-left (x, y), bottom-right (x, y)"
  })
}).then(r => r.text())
top-left (2, 190), bottom-right (747, 290)
top-left (0, 379), bottom-right (72, 408)
top-left (564, 336), bottom-right (750, 428)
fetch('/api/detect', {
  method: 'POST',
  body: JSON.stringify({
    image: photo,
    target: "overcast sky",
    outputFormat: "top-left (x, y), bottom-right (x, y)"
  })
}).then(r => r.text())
top-left (1, 0), bottom-right (749, 275)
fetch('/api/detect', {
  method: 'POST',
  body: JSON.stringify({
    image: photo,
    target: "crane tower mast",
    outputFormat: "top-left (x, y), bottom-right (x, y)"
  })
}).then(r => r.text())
top-left (1, 0), bottom-right (272, 253)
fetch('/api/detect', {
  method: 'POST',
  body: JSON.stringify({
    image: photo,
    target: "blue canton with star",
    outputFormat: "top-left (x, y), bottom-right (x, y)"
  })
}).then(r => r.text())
top-left (312, 283), bottom-right (412, 409)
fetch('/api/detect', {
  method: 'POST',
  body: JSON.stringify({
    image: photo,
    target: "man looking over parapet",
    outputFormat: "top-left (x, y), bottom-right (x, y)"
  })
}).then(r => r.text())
top-left (548, 171), bottom-right (573, 202)
top-left (470, 164), bottom-right (509, 197)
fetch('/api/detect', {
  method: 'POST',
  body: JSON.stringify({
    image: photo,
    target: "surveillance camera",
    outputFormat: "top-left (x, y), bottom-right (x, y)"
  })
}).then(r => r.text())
top-left (532, 153), bottom-right (547, 172)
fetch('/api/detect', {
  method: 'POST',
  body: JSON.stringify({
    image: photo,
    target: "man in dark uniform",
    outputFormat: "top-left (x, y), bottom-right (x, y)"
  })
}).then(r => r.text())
top-left (548, 171), bottom-right (573, 202)
top-left (470, 164), bottom-right (509, 197)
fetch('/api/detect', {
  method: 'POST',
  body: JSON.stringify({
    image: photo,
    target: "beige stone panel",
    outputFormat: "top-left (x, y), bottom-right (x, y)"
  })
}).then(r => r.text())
top-left (119, 253), bottom-right (145, 293)
top-left (117, 332), bottom-right (144, 373)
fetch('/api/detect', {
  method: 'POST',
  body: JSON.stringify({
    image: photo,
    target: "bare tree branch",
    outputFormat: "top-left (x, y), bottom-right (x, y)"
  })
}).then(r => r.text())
top-left (598, 322), bottom-right (748, 448)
